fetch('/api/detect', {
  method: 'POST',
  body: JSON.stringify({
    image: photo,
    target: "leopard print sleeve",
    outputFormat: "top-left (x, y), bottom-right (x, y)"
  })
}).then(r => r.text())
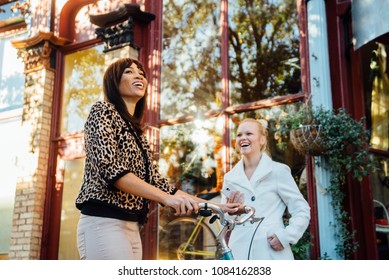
top-left (151, 161), bottom-right (178, 195)
top-left (141, 136), bottom-right (178, 195)
top-left (84, 101), bottom-right (131, 185)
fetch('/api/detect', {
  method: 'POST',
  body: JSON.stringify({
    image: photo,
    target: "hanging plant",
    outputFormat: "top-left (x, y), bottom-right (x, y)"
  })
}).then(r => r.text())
top-left (275, 103), bottom-right (322, 154)
top-left (275, 103), bottom-right (378, 259)
top-left (289, 124), bottom-right (325, 156)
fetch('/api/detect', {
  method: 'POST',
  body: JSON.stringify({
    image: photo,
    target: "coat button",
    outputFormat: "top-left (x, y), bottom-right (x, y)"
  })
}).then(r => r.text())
top-left (251, 196), bottom-right (255, 201)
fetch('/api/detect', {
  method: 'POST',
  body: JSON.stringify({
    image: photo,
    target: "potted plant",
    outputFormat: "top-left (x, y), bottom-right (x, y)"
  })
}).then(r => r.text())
top-left (275, 102), bottom-right (377, 259)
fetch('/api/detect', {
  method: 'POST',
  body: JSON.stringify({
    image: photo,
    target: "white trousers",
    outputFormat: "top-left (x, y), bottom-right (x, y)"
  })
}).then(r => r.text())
top-left (77, 214), bottom-right (142, 260)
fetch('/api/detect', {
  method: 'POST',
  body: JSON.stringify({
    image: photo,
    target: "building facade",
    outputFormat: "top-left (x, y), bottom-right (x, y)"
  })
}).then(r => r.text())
top-left (0, 0), bottom-right (387, 260)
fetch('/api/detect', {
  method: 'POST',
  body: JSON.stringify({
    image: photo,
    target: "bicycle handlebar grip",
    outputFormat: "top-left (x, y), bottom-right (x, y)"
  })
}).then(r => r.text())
top-left (235, 205), bottom-right (249, 215)
top-left (234, 206), bottom-right (256, 225)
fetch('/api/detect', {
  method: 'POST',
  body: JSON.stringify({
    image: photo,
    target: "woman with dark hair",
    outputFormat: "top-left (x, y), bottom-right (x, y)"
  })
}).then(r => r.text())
top-left (75, 58), bottom-right (239, 260)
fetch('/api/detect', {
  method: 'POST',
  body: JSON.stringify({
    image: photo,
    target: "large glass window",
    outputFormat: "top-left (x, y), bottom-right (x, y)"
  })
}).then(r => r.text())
top-left (0, 114), bottom-right (23, 259)
top-left (158, 0), bottom-right (305, 259)
top-left (57, 45), bottom-right (105, 259)
top-left (0, 34), bottom-right (24, 111)
top-left (159, 119), bottom-right (223, 194)
top-left (58, 158), bottom-right (85, 260)
top-left (161, 0), bottom-right (222, 119)
top-left (0, 31), bottom-right (25, 259)
top-left (228, 0), bottom-right (301, 103)
top-left (362, 41), bottom-right (389, 259)
top-left (61, 45), bottom-right (105, 134)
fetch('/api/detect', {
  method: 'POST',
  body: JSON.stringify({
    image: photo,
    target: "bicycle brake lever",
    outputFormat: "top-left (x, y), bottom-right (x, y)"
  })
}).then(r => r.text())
top-left (209, 214), bottom-right (220, 224)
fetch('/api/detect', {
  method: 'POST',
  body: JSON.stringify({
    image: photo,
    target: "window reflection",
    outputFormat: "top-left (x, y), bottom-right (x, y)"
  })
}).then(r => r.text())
top-left (158, 0), bottom-right (305, 260)
top-left (58, 158), bottom-right (85, 260)
top-left (228, 0), bottom-right (301, 103)
top-left (158, 119), bottom-right (223, 260)
top-left (372, 156), bottom-right (389, 259)
top-left (161, 0), bottom-right (221, 119)
top-left (361, 38), bottom-right (389, 260)
top-left (159, 118), bottom-right (223, 194)
top-left (61, 45), bottom-right (105, 134)
top-left (368, 43), bottom-right (389, 151)
top-left (0, 33), bottom-right (25, 111)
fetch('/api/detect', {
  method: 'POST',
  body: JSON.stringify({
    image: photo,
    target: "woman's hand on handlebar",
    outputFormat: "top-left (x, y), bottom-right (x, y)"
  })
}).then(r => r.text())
top-left (218, 202), bottom-right (241, 214)
top-left (164, 193), bottom-right (199, 216)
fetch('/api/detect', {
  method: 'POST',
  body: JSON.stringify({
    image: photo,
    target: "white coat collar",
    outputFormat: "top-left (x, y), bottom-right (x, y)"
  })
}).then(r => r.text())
top-left (224, 153), bottom-right (273, 191)
top-left (249, 152), bottom-right (272, 185)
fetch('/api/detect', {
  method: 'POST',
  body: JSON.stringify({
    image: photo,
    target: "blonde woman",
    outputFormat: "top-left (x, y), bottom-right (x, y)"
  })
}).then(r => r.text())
top-left (222, 118), bottom-right (310, 259)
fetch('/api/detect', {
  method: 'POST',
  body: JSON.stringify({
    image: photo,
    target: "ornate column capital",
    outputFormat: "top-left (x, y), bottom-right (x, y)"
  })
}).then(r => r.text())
top-left (11, 31), bottom-right (71, 73)
top-left (89, 4), bottom-right (155, 53)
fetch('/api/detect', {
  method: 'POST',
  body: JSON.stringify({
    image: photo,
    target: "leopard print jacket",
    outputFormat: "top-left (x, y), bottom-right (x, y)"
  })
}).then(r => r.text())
top-left (75, 101), bottom-right (177, 222)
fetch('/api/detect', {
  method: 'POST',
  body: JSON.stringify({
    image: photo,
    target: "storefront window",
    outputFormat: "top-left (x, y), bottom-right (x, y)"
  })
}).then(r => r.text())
top-left (57, 44), bottom-right (105, 259)
top-left (363, 41), bottom-right (389, 259)
top-left (58, 158), bottom-right (85, 260)
top-left (0, 115), bottom-right (23, 259)
top-left (158, 119), bottom-right (223, 193)
top-left (158, 0), bottom-right (303, 259)
top-left (0, 32), bottom-right (25, 259)
top-left (0, 34), bottom-right (24, 111)
top-left (158, 120), bottom-right (223, 260)
top-left (161, 0), bottom-right (221, 119)
top-left (228, 0), bottom-right (301, 104)
top-left (61, 45), bottom-right (105, 134)
top-left (367, 43), bottom-right (389, 151)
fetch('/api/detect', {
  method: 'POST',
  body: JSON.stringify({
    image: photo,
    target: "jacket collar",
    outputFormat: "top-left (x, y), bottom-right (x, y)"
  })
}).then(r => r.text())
top-left (225, 153), bottom-right (272, 191)
top-left (249, 152), bottom-right (272, 184)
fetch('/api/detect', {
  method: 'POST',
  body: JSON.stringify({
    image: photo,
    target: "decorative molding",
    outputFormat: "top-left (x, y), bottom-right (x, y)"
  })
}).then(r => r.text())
top-left (11, 30), bottom-right (70, 48)
top-left (95, 17), bottom-right (138, 52)
top-left (11, 31), bottom-right (71, 73)
top-left (89, 4), bottom-right (155, 26)
top-left (90, 3), bottom-right (155, 53)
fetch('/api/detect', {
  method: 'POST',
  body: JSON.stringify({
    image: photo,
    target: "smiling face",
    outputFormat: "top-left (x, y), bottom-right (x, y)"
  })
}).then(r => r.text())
top-left (236, 119), bottom-right (267, 156)
top-left (118, 62), bottom-right (148, 104)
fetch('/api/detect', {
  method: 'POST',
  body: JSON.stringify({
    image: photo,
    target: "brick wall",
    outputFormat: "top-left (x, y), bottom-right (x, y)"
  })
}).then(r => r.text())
top-left (8, 69), bottom-right (54, 259)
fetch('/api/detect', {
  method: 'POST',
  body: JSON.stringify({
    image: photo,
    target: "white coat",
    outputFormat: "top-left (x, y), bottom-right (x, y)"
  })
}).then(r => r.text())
top-left (222, 153), bottom-right (310, 260)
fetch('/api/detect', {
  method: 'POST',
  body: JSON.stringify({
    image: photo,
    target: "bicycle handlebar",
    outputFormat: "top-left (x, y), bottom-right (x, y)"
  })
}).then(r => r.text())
top-left (234, 205), bottom-right (256, 225)
top-left (198, 202), bottom-right (257, 226)
top-left (197, 202), bottom-right (263, 260)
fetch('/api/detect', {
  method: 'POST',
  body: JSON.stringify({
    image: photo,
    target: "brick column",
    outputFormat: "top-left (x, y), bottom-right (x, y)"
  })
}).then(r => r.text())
top-left (8, 68), bottom-right (54, 259)
top-left (9, 32), bottom-right (69, 259)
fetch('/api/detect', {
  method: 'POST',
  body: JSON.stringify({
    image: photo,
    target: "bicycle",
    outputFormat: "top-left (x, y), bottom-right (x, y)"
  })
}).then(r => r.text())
top-left (159, 208), bottom-right (219, 260)
top-left (159, 202), bottom-right (263, 260)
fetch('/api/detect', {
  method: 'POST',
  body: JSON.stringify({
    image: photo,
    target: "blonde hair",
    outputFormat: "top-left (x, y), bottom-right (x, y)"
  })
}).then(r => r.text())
top-left (236, 118), bottom-right (269, 152)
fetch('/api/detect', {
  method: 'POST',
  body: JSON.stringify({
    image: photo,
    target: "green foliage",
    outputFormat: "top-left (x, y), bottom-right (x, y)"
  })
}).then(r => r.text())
top-left (275, 104), bottom-right (378, 259)
top-left (275, 103), bottom-right (314, 150)
top-left (313, 107), bottom-right (375, 258)
top-left (291, 229), bottom-right (313, 260)
top-left (315, 108), bottom-right (375, 181)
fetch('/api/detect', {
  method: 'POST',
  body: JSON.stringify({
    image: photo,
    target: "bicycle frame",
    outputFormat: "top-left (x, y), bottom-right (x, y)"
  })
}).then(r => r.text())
top-left (198, 202), bottom-right (262, 260)
top-left (177, 215), bottom-right (217, 259)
